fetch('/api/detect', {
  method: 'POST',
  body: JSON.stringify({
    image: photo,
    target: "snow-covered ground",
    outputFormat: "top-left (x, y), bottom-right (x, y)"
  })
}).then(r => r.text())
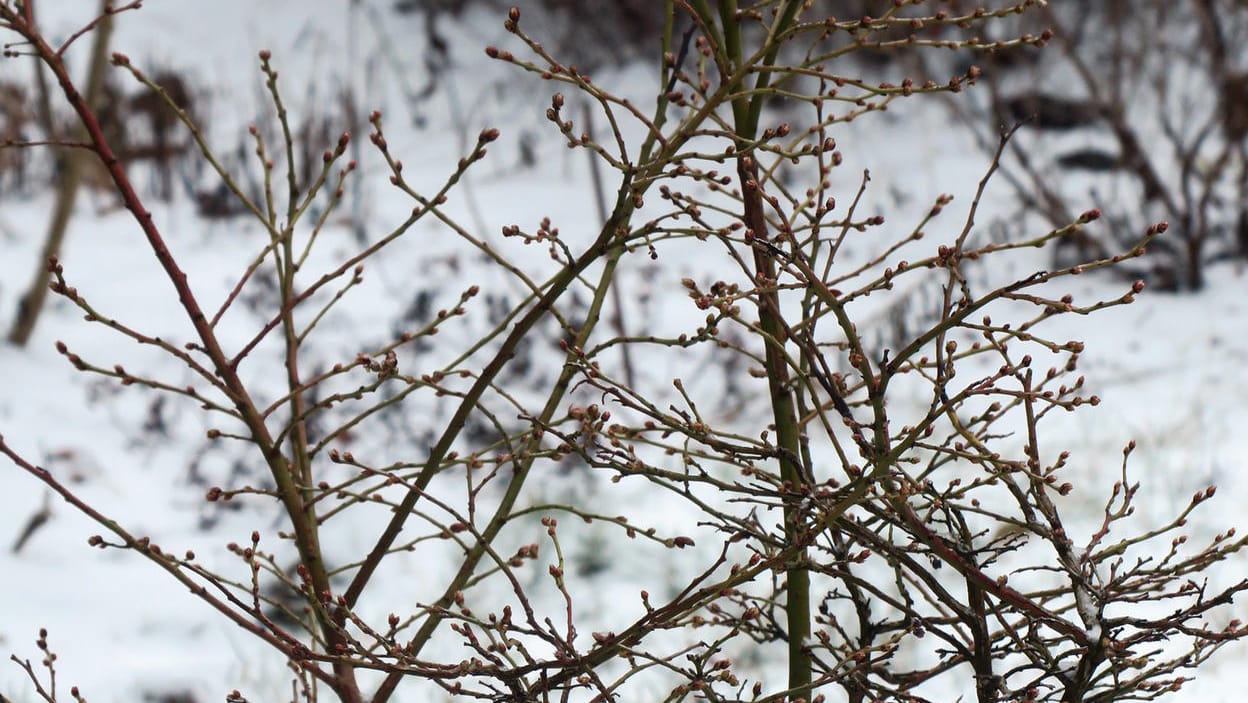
top-left (2, 2), bottom-right (1247, 702)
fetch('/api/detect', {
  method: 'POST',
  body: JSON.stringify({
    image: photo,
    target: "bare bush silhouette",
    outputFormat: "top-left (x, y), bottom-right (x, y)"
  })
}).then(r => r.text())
top-left (3, 2), bottom-right (1247, 702)
top-left (938, 0), bottom-right (1248, 291)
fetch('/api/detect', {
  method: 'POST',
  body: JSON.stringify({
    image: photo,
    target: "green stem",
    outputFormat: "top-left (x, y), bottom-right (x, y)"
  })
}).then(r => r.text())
top-left (705, 1), bottom-right (814, 696)
top-left (739, 156), bottom-right (812, 701)
top-left (745, 0), bottom-right (802, 136)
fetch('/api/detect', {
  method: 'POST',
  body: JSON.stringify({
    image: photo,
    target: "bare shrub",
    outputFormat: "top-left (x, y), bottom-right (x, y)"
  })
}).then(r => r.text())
top-left (0, 79), bottom-right (31, 193)
top-left (939, 0), bottom-right (1248, 291)
top-left (77, 69), bottom-right (202, 202)
top-left (3, 3), bottom-right (1247, 703)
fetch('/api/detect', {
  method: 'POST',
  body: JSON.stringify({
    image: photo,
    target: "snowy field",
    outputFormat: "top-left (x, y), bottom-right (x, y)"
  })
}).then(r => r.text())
top-left (2, 2), bottom-right (1247, 701)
